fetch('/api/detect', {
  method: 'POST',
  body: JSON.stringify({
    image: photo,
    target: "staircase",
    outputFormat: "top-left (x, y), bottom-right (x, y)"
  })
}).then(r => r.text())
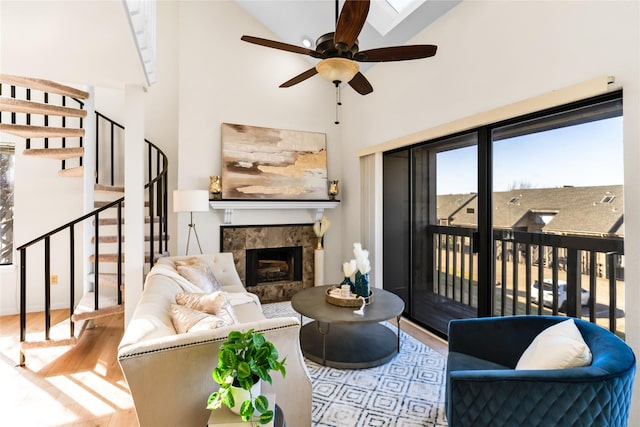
top-left (0, 74), bottom-right (169, 365)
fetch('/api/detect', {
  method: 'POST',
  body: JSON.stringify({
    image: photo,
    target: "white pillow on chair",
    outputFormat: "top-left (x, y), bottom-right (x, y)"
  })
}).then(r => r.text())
top-left (516, 319), bottom-right (592, 370)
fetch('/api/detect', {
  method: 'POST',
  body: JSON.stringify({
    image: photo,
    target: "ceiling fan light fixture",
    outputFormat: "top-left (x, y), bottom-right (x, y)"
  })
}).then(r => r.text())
top-left (302, 36), bottom-right (313, 48)
top-left (315, 58), bottom-right (359, 84)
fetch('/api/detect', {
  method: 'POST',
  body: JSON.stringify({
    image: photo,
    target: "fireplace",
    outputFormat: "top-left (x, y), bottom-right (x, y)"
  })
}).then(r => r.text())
top-left (246, 246), bottom-right (303, 287)
top-left (220, 224), bottom-right (315, 303)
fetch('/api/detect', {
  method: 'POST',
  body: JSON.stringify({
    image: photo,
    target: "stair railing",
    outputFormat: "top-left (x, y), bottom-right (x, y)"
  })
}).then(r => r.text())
top-left (0, 80), bottom-right (85, 174)
top-left (9, 87), bottom-right (168, 365)
top-left (94, 112), bottom-right (169, 255)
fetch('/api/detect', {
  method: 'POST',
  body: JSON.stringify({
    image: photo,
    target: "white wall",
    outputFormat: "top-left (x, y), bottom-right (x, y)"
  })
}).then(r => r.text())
top-left (175, 1), bottom-right (344, 282)
top-left (340, 0), bottom-right (640, 422)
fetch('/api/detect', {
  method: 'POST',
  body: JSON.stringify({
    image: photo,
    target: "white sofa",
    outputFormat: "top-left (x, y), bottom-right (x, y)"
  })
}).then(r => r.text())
top-left (118, 253), bottom-right (312, 427)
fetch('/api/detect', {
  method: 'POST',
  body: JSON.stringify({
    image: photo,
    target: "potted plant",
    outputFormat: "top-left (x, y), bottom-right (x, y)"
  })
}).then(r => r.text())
top-left (207, 329), bottom-right (287, 424)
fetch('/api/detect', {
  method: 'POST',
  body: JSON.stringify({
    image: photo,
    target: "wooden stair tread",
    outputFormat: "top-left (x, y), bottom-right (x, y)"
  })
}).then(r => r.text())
top-left (96, 216), bottom-right (159, 225)
top-left (0, 97), bottom-right (87, 118)
top-left (20, 316), bottom-right (88, 350)
top-left (58, 166), bottom-right (83, 177)
top-left (94, 200), bottom-right (150, 208)
top-left (92, 234), bottom-right (168, 243)
top-left (90, 272), bottom-right (124, 288)
top-left (71, 292), bottom-right (123, 322)
top-left (21, 337), bottom-right (77, 350)
top-left (0, 73), bottom-right (89, 99)
top-left (1, 123), bottom-right (84, 138)
top-left (23, 147), bottom-right (84, 160)
top-left (94, 184), bottom-right (125, 193)
top-left (89, 252), bottom-right (165, 263)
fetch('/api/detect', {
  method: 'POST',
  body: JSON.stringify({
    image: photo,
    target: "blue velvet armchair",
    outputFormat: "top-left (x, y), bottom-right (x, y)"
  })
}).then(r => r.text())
top-left (446, 316), bottom-right (635, 427)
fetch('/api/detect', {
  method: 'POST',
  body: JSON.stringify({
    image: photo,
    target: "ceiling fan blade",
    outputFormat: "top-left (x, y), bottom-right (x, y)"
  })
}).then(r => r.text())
top-left (348, 72), bottom-right (373, 95)
top-left (334, 0), bottom-right (370, 51)
top-left (241, 35), bottom-right (323, 59)
top-left (280, 67), bottom-right (319, 88)
top-left (355, 45), bottom-right (438, 62)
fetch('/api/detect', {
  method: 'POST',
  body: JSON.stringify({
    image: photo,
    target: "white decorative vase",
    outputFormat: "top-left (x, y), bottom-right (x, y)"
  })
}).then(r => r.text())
top-left (314, 249), bottom-right (325, 286)
top-left (229, 380), bottom-right (261, 415)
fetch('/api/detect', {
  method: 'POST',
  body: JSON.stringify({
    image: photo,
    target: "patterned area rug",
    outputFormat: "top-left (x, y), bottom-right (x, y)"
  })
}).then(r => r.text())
top-left (263, 301), bottom-right (448, 427)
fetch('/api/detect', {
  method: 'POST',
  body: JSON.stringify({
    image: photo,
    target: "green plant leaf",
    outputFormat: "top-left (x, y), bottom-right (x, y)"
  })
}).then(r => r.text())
top-left (212, 367), bottom-right (227, 385)
top-left (261, 370), bottom-right (273, 385)
top-left (270, 346), bottom-right (279, 360)
top-left (237, 376), bottom-right (253, 391)
top-left (240, 400), bottom-right (254, 422)
top-left (228, 330), bottom-right (243, 341)
top-left (223, 389), bottom-right (234, 408)
top-left (206, 392), bottom-right (222, 410)
top-left (259, 410), bottom-right (274, 424)
top-left (253, 366), bottom-right (267, 383)
top-left (237, 361), bottom-right (251, 379)
top-left (219, 348), bottom-right (237, 367)
top-left (254, 395), bottom-right (269, 414)
top-left (255, 346), bottom-right (270, 362)
top-left (252, 332), bottom-right (266, 347)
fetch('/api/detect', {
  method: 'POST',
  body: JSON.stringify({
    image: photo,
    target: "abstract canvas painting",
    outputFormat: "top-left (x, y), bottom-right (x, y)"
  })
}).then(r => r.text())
top-left (221, 123), bottom-right (328, 200)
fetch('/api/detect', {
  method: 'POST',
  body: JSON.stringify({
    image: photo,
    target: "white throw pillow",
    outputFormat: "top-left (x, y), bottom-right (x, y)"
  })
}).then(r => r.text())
top-left (175, 291), bottom-right (239, 326)
top-left (175, 257), bottom-right (223, 293)
top-left (170, 304), bottom-right (226, 334)
top-left (515, 319), bottom-right (592, 370)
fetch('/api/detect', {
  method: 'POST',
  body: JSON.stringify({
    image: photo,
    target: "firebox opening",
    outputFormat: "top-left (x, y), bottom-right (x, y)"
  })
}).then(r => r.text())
top-left (246, 246), bottom-right (303, 287)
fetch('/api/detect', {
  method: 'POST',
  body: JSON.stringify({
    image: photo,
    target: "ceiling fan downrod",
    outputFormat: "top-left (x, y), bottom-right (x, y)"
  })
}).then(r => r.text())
top-left (335, 81), bottom-right (342, 125)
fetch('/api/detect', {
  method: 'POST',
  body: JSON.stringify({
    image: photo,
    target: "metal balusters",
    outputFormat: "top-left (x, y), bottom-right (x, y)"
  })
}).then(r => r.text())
top-left (44, 237), bottom-right (51, 339)
top-left (69, 226), bottom-right (75, 337)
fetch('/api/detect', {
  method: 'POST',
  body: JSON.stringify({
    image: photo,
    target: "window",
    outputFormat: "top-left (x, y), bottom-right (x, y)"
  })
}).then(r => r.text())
top-left (0, 143), bottom-right (15, 265)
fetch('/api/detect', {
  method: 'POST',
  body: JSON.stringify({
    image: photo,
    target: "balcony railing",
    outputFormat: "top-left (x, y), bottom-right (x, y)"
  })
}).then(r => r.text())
top-left (428, 224), bottom-right (625, 337)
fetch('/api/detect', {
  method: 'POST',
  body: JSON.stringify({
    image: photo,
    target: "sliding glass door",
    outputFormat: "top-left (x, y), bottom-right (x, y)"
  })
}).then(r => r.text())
top-left (383, 91), bottom-right (625, 338)
top-left (383, 133), bottom-right (480, 335)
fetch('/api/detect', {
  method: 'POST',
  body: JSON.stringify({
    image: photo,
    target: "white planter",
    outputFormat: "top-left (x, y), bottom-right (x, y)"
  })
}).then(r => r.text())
top-left (229, 380), bottom-right (261, 415)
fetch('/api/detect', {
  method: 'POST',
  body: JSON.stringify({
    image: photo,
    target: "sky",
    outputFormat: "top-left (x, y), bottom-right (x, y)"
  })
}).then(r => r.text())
top-left (436, 116), bottom-right (624, 195)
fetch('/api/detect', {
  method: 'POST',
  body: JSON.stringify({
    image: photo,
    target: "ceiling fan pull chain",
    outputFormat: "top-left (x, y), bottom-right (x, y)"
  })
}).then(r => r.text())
top-left (335, 83), bottom-right (341, 125)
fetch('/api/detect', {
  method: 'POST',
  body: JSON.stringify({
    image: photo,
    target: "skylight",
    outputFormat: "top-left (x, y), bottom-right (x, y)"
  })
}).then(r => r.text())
top-left (601, 194), bottom-right (616, 203)
top-left (368, 0), bottom-right (426, 36)
top-left (386, 0), bottom-right (415, 14)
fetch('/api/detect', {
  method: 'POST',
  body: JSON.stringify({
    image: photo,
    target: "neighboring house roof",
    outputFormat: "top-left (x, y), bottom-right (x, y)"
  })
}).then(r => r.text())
top-left (439, 185), bottom-right (624, 237)
top-left (448, 196), bottom-right (478, 227)
top-left (437, 193), bottom-right (477, 223)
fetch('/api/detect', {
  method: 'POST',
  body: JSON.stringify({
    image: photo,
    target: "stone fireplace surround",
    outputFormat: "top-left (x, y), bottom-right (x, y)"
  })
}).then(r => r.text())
top-left (220, 224), bottom-right (316, 303)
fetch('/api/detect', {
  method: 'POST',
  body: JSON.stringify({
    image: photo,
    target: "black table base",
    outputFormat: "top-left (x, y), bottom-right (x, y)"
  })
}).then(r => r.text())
top-left (300, 321), bottom-right (399, 369)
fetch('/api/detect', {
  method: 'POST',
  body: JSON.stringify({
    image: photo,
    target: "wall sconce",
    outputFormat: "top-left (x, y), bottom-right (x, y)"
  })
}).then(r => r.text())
top-left (329, 180), bottom-right (339, 200)
top-left (209, 175), bottom-right (222, 200)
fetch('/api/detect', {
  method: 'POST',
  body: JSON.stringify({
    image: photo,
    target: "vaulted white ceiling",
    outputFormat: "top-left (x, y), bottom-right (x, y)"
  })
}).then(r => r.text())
top-left (0, 0), bottom-right (458, 89)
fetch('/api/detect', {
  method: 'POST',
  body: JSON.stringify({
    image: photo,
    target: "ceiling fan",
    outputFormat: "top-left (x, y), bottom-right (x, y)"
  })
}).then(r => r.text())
top-left (240, 0), bottom-right (438, 96)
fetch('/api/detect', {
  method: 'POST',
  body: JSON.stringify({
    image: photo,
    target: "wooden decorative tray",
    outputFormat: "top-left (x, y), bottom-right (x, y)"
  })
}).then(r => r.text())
top-left (325, 287), bottom-right (374, 307)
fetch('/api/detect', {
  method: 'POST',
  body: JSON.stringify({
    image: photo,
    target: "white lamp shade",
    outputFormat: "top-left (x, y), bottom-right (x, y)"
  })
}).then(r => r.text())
top-left (315, 58), bottom-right (359, 84)
top-left (173, 190), bottom-right (209, 213)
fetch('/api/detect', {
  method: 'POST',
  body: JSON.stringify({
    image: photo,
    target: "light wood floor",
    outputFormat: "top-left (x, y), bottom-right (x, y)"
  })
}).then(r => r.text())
top-left (0, 310), bottom-right (137, 426)
top-left (0, 310), bottom-right (447, 427)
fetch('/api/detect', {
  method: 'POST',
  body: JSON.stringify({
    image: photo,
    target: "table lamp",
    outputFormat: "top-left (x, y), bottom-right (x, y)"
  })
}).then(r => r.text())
top-left (173, 189), bottom-right (209, 255)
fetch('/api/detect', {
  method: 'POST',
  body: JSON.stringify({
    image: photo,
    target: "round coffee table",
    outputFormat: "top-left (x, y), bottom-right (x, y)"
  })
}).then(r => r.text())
top-left (291, 285), bottom-right (405, 369)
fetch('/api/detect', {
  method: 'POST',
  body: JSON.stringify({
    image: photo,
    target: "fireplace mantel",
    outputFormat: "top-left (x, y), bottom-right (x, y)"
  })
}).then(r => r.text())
top-left (210, 200), bottom-right (340, 224)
